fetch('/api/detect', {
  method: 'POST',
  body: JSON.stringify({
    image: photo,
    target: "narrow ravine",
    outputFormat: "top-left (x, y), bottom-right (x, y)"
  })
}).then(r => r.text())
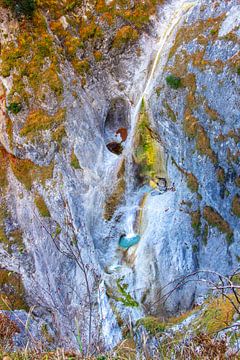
top-left (123, 0), bottom-right (197, 243)
top-left (99, 0), bottom-right (198, 347)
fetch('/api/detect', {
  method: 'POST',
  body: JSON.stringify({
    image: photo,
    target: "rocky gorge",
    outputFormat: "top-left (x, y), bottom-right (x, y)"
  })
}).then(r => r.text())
top-left (0, 0), bottom-right (239, 358)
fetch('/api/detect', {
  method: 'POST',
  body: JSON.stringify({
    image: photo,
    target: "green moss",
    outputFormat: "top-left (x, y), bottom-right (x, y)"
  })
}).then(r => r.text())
top-left (133, 101), bottom-right (166, 181)
top-left (79, 20), bottom-right (103, 42)
top-left (7, 102), bottom-right (22, 115)
top-left (10, 156), bottom-right (54, 191)
top-left (0, 10), bottom-right (62, 111)
top-left (72, 58), bottom-right (90, 75)
top-left (163, 100), bottom-right (177, 122)
top-left (137, 316), bottom-right (166, 335)
top-left (166, 75), bottom-right (181, 89)
top-left (190, 210), bottom-right (201, 237)
top-left (20, 108), bottom-right (66, 139)
top-left (183, 111), bottom-right (198, 138)
top-left (196, 126), bottom-right (217, 164)
top-left (232, 194), bottom-right (240, 218)
top-left (112, 25), bottom-right (139, 48)
top-left (34, 194), bottom-right (50, 217)
top-left (0, 203), bottom-right (8, 247)
top-left (203, 206), bottom-right (233, 244)
top-left (52, 124), bottom-right (66, 146)
top-left (187, 173), bottom-right (199, 193)
top-left (94, 50), bottom-right (103, 62)
top-left (0, 269), bottom-right (28, 310)
top-left (194, 295), bottom-right (236, 334)
top-left (70, 151), bottom-right (81, 169)
top-left (40, 323), bottom-right (54, 343)
top-left (217, 167), bottom-right (225, 184)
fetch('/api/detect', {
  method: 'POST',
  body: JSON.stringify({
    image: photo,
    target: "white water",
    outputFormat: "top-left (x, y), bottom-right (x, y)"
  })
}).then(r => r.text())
top-left (131, 0), bottom-right (196, 134)
top-left (124, 0), bottom-right (196, 239)
top-left (99, 0), bottom-right (198, 348)
top-left (125, 211), bottom-right (136, 238)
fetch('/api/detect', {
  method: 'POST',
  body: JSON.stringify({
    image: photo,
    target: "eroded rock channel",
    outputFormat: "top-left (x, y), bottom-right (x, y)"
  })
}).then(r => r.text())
top-left (0, 0), bottom-right (239, 356)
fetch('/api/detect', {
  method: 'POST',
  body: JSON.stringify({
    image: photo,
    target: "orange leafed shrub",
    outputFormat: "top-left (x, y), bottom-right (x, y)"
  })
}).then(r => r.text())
top-left (113, 25), bottom-right (138, 48)
top-left (0, 313), bottom-right (20, 348)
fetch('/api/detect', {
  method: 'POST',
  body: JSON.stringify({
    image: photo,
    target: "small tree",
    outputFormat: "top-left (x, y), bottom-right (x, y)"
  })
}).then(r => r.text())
top-left (35, 193), bottom-right (97, 355)
top-left (3, 0), bottom-right (35, 18)
top-left (166, 75), bottom-right (181, 89)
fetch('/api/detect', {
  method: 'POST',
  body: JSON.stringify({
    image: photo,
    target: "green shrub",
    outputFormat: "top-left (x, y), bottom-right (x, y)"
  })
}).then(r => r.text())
top-left (203, 206), bottom-right (233, 244)
top-left (7, 102), bottom-right (22, 114)
top-left (34, 194), bottom-right (50, 218)
top-left (70, 151), bottom-right (81, 169)
top-left (137, 316), bottom-right (166, 335)
top-left (166, 75), bottom-right (181, 89)
top-left (3, 0), bottom-right (35, 18)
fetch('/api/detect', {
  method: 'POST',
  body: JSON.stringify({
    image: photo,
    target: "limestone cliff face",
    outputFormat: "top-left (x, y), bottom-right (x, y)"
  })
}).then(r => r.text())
top-left (0, 0), bottom-right (239, 351)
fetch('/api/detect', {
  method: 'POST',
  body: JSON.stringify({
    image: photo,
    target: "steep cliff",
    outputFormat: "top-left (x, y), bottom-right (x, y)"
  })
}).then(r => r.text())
top-left (0, 0), bottom-right (239, 354)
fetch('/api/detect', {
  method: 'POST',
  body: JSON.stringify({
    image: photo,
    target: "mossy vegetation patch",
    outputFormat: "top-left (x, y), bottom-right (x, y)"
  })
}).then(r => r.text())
top-left (104, 159), bottom-right (125, 221)
top-left (34, 194), bottom-right (50, 218)
top-left (0, 202), bottom-right (24, 254)
top-left (133, 101), bottom-right (166, 181)
top-left (183, 111), bottom-right (217, 164)
top-left (20, 108), bottom-right (66, 140)
top-left (0, 146), bottom-right (9, 189)
top-left (163, 100), bottom-right (177, 122)
top-left (137, 316), bottom-right (166, 335)
top-left (190, 210), bottom-right (201, 237)
top-left (9, 156), bottom-right (54, 191)
top-left (166, 74), bottom-right (181, 89)
top-left (0, 11), bottom-right (62, 108)
top-left (187, 173), bottom-right (199, 193)
top-left (194, 295), bottom-right (236, 334)
top-left (0, 269), bottom-right (28, 310)
top-left (7, 102), bottom-right (22, 115)
top-left (232, 194), bottom-right (240, 218)
top-left (172, 158), bottom-right (199, 195)
top-left (70, 150), bottom-right (81, 170)
top-left (112, 25), bottom-right (139, 49)
top-left (203, 206), bottom-right (233, 243)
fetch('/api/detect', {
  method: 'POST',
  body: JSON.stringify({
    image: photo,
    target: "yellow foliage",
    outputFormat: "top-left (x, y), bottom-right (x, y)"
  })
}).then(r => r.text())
top-left (34, 194), bottom-right (50, 217)
top-left (195, 295), bottom-right (236, 334)
top-left (20, 108), bottom-right (66, 138)
top-left (203, 206), bottom-right (233, 243)
top-left (9, 155), bottom-right (54, 191)
top-left (0, 269), bottom-right (28, 310)
top-left (133, 101), bottom-right (166, 181)
top-left (113, 25), bottom-right (138, 48)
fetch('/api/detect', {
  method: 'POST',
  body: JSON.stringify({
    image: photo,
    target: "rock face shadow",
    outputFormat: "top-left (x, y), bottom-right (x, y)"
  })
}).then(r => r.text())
top-left (104, 98), bottom-right (129, 155)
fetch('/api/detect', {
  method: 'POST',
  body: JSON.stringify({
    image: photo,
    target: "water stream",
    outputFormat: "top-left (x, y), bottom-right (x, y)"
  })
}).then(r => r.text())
top-left (99, 0), bottom-right (198, 347)
top-left (122, 0), bottom-right (196, 243)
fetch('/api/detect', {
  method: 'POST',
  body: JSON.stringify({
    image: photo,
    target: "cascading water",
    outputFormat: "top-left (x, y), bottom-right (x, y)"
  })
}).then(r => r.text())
top-left (121, 0), bottom-right (197, 247)
top-left (99, 0), bottom-right (197, 348)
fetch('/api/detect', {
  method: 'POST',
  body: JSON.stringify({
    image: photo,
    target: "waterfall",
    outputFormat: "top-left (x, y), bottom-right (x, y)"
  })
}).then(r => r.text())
top-left (131, 1), bottom-right (196, 136)
top-left (99, 0), bottom-right (198, 346)
top-left (123, 0), bottom-right (196, 244)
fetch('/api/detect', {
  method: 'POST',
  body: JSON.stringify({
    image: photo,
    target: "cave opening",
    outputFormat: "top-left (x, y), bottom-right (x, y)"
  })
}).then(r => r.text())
top-left (104, 98), bottom-right (129, 155)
